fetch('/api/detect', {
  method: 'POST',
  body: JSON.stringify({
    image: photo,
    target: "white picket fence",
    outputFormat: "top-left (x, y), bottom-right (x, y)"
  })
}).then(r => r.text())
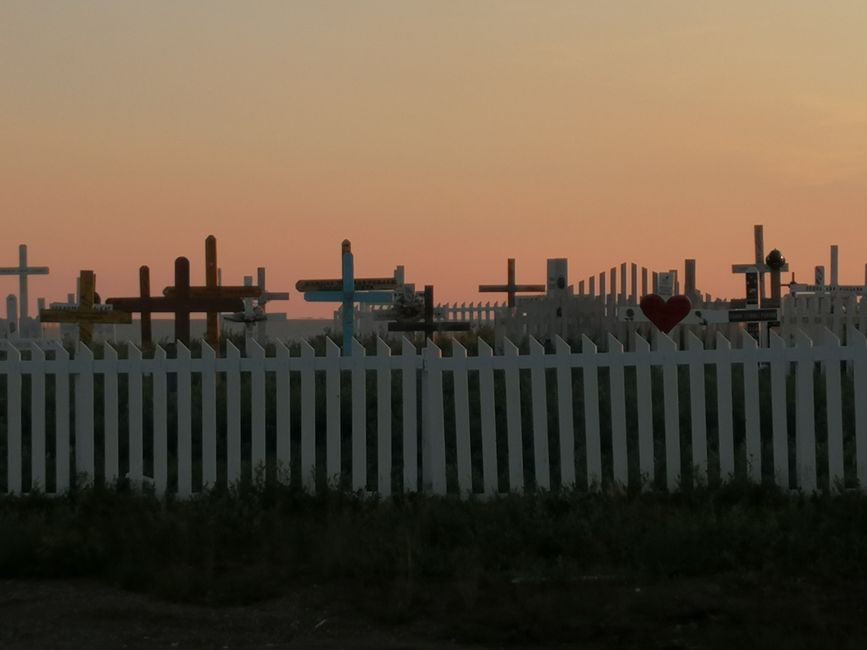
top-left (1, 327), bottom-right (866, 498)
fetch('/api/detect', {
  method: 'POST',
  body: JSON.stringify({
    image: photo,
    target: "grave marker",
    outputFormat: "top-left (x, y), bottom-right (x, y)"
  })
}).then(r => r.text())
top-left (387, 285), bottom-right (471, 342)
top-left (0, 244), bottom-right (49, 335)
top-left (40, 271), bottom-right (132, 345)
top-left (479, 258), bottom-right (545, 308)
top-left (297, 240), bottom-right (398, 355)
top-left (107, 258), bottom-right (244, 345)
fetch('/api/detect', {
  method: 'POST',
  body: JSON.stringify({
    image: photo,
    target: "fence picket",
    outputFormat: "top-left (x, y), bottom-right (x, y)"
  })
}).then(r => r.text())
top-left (248, 339), bottom-right (266, 475)
top-left (401, 338), bottom-right (418, 493)
top-left (634, 334), bottom-right (654, 487)
top-left (452, 340), bottom-right (473, 496)
top-left (715, 332), bottom-right (735, 482)
top-left (554, 336), bottom-right (576, 489)
top-left (376, 337), bottom-right (393, 496)
top-left (301, 340), bottom-right (316, 492)
top-left (5, 344), bottom-right (22, 494)
top-left (103, 343), bottom-right (119, 485)
top-left (75, 343), bottom-right (95, 485)
top-left (795, 330), bottom-right (817, 492)
top-left (582, 335), bottom-right (602, 489)
top-left (30, 343), bottom-right (46, 491)
top-left (607, 334), bottom-right (628, 487)
top-left (275, 341), bottom-right (291, 484)
top-left (153, 345), bottom-right (168, 496)
top-left (849, 326), bottom-right (867, 490)
top-left (324, 338), bottom-right (341, 484)
top-left (127, 344), bottom-right (143, 487)
top-left (769, 332), bottom-right (789, 488)
top-left (200, 343), bottom-right (217, 488)
top-left (176, 342), bottom-right (192, 498)
top-left (686, 332), bottom-right (707, 485)
top-left (530, 337), bottom-right (551, 490)
top-left (478, 339), bottom-right (498, 496)
top-left (226, 341), bottom-right (241, 485)
top-left (423, 340), bottom-right (447, 494)
top-left (742, 331), bottom-right (761, 483)
top-left (823, 329), bottom-right (844, 491)
top-left (658, 332), bottom-right (681, 491)
top-left (504, 338), bottom-right (524, 492)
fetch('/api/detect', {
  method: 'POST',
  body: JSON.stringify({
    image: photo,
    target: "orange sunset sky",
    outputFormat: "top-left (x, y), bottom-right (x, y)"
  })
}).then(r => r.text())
top-left (2, 1), bottom-right (866, 317)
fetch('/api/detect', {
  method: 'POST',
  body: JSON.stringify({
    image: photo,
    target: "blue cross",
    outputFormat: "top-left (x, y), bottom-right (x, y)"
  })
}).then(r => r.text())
top-left (298, 240), bottom-right (396, 355)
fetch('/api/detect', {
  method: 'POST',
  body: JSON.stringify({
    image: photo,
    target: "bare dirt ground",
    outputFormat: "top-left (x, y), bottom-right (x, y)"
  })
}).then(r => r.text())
top-left (2, 576), bottom-right (867, 649)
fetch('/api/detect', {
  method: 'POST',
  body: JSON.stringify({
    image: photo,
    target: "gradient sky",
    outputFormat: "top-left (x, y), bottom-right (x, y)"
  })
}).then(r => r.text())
top-left (2, 1), bottom-right (866, 316)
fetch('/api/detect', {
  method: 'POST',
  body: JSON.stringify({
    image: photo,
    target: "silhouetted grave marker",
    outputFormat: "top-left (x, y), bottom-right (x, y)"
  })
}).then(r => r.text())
top-left (478, 258), bottom-right (545, 308)
top-left (296, 240), bottom-right (397, 355)
top-left (40, 270), bottom-right (131, 346)
top-left (0, 244), bottom-right (49, 335)
top-left (107, 257), bottom-right (244, 346)
top-left (388, 285), bottom-right (471, 342)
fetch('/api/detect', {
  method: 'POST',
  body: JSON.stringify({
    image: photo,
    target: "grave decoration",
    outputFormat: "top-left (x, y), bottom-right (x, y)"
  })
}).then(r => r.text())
top-left (479, 258), bottom-right (545, 308)
top-left (731, 225), bottom-right (789, 340)
top-left (638, 294), bottom-right (692, 334)
top-left (387, 285), bottom-right (471, 342)
top-left (296, 240), bottom-right (398, 355)
top-left (107, 257), bottom-right (244, 346)
top-left (40, 270), bottom-right (131, 346)
top-left (223, 275), bottom-right (269, 337)
top-left (0, 244), bottom-right (49, 336)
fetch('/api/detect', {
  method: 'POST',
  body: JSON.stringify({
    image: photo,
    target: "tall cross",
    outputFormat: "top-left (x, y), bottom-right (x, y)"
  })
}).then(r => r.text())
top-left (188, 235), bottom-right (265, 346)
top-left (296, 240), bottom-right (397, 355)
top-left (39, 271), bottom-right (131, 346)
top-left (731, 225), bottom-right (789, 303)
top-left (387, 285), bottom-right (471, 342)
top-left (478, 258), bottom-right (545, 308)
top-left (107, 257), bottom-right (244, 345)
top-left (0, 244), bottom-right (49, 328)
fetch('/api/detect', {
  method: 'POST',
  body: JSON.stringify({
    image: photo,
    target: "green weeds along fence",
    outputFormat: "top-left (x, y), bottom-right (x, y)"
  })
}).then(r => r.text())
top-left (1, 327), bottom-right (866, 497)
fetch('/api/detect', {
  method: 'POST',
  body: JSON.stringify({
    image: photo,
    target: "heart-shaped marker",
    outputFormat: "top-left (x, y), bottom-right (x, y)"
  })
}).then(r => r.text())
top-left (639, 294), bottom-right (692, 333)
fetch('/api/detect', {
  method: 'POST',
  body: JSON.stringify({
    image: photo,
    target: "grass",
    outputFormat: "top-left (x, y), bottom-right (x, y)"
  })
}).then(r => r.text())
top-left (3, 479), bottom-right (867, 644)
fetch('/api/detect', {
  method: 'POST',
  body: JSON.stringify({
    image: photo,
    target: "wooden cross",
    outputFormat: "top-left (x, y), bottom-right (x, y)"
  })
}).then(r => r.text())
top-left (296, 240), bottom-right (398, 355)
top-left (479, 258), bottom-right (545, 308)
top-left (387, 285), bottom-right (471, 342)
top-left (39, 270), bottom-right (131, 346)
top-left (255, 267), bottom-right (289, 340)
top-left (0, 244), bottom-right (49, 327)
top-left (107, 257), bottom-right (244, 345)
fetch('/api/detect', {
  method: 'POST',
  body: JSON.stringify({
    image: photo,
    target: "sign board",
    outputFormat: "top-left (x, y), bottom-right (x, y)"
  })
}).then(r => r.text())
top-left (815, 266), bottom-right (825, 285)
top-left (657, 272), bottom-right (675, 299)
top-left (728, 308), bottom-right (778, 323)
top-left (546, 258), bottom-right (568, 293)
top-left (296, 278), bottom-right (398, 292)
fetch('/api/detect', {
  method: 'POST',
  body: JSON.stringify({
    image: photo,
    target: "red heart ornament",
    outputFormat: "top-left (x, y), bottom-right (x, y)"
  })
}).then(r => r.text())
top-left (639, 294), bottom-right (692, 333)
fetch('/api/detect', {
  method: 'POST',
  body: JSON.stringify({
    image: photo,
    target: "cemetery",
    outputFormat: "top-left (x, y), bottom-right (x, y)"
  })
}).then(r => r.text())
top-left (1, 228), bottom-right (866, 500)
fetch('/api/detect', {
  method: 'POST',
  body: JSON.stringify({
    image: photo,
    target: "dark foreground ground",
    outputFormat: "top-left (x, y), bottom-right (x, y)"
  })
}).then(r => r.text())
top-left (2, 575), bottom-right (866, 649)
top-left (3, 484), bottom-right (867, 648)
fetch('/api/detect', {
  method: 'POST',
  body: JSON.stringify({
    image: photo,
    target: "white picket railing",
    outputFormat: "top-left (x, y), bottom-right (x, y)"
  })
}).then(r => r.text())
top-left (1, 327), bottom-right (866, 498)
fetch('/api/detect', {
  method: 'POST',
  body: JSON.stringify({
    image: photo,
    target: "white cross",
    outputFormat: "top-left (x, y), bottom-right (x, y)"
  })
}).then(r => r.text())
top-left (0, 244), bottom-right (49, 327)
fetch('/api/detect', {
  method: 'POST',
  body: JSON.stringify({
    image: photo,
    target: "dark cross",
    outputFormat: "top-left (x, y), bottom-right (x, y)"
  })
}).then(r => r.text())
top-left (107, 257), bottom-right (244, 345)
top-left (138, 265), bottom-right (153, 346)
top-left (479, 258), bottom-right (545, 308)
top-left (39, 270), bottom-right (131, 346)
top-left (387, 285), bottom-right (471, 342)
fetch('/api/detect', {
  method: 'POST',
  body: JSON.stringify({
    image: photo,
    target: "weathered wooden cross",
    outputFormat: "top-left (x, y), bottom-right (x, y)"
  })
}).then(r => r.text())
top-left (39, 270), bottom-right (131, 346)
top-left (0, 244), bottom-right (49, 332)
top-left (296, 240), bottom-right (398, 355)
top-left (478, 258), bottom-right (545, 308)
top-left (107, 257), bottom-right (244, 346)
top-left (387, 285), bottom-right (471, 341)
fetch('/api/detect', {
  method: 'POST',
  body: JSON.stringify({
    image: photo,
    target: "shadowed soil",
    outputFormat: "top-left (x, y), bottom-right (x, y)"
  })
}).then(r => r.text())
top-left (1, 576), bottom-right (866, 649)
